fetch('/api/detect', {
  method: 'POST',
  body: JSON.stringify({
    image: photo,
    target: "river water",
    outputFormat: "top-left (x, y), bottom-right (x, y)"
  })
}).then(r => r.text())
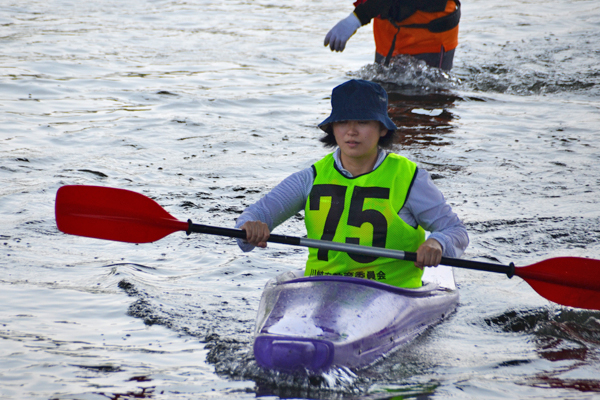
top-left (1, 0), bottom-right (599, 399)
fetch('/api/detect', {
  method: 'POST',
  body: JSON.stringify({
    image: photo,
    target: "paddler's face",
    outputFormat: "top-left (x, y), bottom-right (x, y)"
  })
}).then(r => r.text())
top-left (332, 120), bottom-right (387, 161)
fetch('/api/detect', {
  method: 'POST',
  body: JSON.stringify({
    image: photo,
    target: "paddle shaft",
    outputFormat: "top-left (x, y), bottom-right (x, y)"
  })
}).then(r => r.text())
top-left (187, 220), bottom-right (516, 277)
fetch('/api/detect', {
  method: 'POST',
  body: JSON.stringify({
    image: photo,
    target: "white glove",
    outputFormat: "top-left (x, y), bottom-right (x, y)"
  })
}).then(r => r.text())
top-left (324, 12), bottom-right (361, 52)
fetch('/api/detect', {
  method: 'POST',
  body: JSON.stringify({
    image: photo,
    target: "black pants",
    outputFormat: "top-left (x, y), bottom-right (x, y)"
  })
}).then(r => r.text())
top-left (375, 47), bottom-right (455, 71)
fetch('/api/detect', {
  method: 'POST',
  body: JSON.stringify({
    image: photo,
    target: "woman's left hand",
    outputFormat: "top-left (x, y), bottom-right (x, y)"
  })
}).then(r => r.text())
top-left (415, 238), bottom-right (443, 269)
top-left (240, 220), bottom-right (270, 248)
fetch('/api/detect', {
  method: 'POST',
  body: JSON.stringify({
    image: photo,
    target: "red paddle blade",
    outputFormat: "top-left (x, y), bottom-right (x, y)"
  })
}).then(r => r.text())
top-left (55, 185), bottom-right (188, 243)
top-left (515, 257), bottom-right (600, 310)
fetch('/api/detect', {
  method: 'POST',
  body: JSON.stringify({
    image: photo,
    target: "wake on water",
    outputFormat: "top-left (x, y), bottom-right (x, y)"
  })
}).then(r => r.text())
top-left (114, 263), bottom-right (368, 394)
top-left (354, 32), bottom-right (600, 97)
top-left (352, 55), bottom-right (460, 94)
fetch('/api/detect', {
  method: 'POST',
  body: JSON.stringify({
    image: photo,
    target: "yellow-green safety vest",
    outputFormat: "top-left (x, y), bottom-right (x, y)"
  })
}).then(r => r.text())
top-left (304, 152), bottom-right (426, 288)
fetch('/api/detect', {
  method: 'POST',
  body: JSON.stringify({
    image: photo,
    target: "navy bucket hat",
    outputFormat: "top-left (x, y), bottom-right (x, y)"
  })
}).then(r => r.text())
top-left (318, 79), bottom-right (397, 134)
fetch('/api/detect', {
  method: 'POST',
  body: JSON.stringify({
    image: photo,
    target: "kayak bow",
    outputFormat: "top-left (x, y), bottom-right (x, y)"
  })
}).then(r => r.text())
top-left (253, 267), bottom-right (458, 372)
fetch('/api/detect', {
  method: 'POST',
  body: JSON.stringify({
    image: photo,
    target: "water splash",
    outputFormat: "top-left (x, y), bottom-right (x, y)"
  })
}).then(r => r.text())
top-left (351, 55), bottom-right (461, 94)
top-left (204, 333), bottom-right (366, 395)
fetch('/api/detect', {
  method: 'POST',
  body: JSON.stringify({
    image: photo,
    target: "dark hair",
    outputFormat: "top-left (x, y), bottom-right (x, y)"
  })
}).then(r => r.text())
top-left (319, 122), bottom-right (397, 149)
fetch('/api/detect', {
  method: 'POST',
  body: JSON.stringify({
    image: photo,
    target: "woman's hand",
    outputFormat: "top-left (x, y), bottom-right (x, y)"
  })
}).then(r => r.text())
top-left (240, 221), bottom-right (270, 248)
top-left (415, 238), bottom-right (443, 269)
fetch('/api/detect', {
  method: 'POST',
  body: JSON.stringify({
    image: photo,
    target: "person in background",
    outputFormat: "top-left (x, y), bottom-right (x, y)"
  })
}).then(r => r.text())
top-left (324, 0), bottom-right (460, 70)
top-left (236, 79), bottom-right (468, 288)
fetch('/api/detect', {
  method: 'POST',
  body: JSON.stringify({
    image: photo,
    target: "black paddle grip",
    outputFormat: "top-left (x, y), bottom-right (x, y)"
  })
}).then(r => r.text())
top-left (403, 251), bottom-right (515, 277)
top-left (187, 220), bottom-right (302, 246)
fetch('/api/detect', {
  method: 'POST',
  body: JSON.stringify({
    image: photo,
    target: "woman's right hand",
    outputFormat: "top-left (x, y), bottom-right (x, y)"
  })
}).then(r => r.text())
top-left (240, 221), bottom-right (270, 248)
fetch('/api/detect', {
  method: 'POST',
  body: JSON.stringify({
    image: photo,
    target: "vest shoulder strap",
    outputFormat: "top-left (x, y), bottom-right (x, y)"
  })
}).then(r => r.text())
top-left (396, 0), bottom-right (461, 33)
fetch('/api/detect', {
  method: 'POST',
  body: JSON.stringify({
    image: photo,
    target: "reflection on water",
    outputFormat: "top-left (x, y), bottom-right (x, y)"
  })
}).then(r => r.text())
top-left (386, 89), bottom-right (459, 147)
top-left (485, 308), bottom-right (600, 393)
top-left (529, 375), bottom-right (600, 393)
top-left (357, 57), bottom-right (458, 133)
top-left (354, 56), bottom-right (476, 148)
top-left (485, 308), bottom-right (600, 349)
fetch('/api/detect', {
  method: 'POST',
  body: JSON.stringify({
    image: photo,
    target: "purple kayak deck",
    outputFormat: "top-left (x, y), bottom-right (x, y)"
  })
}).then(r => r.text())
top-left (253, 268), bottom-right (459, 372)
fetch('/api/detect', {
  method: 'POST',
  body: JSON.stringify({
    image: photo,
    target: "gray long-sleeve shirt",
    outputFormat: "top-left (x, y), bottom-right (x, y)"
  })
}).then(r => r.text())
top-left (236, 149), bottom-right (469, 257)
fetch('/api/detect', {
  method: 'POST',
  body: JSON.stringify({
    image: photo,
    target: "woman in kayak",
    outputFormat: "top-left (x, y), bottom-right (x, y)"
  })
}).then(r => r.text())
top-left (236, 79), bottom-right (468, 288)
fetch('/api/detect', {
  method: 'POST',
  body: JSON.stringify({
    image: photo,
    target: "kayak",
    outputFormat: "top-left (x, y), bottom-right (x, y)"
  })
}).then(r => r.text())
top-left (253, 266), bottom-right (459, 372)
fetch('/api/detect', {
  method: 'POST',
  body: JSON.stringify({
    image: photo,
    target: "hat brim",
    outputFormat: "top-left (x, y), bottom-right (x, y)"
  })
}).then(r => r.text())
top-left (318, 110), bottom-right (397, 134)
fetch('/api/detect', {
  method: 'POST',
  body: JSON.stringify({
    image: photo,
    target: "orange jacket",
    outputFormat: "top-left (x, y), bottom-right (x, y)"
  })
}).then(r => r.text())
top-left (354, 0), bottom-right (460, 56)
top-left (374, 0), bottom-right (459, 56)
